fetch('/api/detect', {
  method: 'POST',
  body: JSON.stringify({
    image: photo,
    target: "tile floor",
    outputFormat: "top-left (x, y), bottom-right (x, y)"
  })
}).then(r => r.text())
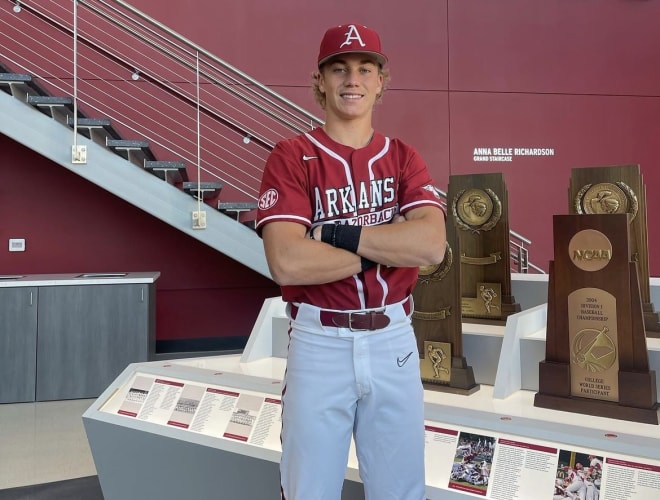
top-left (0, 398), bottom-right (97, 490)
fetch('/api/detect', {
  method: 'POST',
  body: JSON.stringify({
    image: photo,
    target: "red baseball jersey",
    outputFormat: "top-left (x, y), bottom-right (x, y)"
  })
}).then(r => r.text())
top-left (257, 127), bottom-right (444, 310)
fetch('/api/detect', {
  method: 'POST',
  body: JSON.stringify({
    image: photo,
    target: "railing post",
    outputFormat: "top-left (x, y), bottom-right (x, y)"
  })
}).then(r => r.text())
top-left (520, 246), bottom-right (529, 273)
top-left (71, 0), bottom-right (86, 164)
top-left (192, 50), bottom-right (206, 229)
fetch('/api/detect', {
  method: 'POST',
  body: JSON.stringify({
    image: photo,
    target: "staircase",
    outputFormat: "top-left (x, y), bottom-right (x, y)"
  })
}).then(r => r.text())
top-left (0, 70), bottom-right (271, 275)
top-left (0, 0), bottom-right (542, 275)
top-left (0, 0), bottom-right (325, 278)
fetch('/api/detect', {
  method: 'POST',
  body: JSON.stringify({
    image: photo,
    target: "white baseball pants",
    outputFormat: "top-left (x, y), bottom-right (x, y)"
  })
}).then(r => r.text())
top-left (280, 299), bottom-right (426, 500)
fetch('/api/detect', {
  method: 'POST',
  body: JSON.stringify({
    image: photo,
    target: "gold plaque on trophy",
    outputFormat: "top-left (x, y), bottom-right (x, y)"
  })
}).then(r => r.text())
top-left (420, 341), bottom-right (452, 385)
top-left (568, 288), bottom-right (619, 402)
top-left (461, 283), bottom-right (502, 319)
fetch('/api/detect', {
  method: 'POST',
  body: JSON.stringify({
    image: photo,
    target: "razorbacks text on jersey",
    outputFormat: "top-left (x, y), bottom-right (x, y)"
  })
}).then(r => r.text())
top-left (257, 127), bottom-right (443, 310)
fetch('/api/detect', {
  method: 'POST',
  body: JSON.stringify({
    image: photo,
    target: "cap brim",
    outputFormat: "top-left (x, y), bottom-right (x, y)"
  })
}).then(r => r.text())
top-left (318, 51), bottom-right (387, 67)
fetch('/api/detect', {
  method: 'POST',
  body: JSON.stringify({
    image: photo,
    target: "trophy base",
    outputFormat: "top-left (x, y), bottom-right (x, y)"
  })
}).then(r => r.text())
top-left (422, 357), bottom-right (480, 395)
top-left (422, 381), bottom-right (480, 396)
top-left (462, 316), bottom-right (506, 327)
top-left (537, 361), bottom-right (658, 424)
top-left (534, 393), bottom-right (659, 425)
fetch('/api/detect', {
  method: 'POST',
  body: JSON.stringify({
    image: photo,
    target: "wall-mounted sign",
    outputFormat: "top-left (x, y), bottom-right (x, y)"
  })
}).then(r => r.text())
top-left (472, 147), bottom-right (555, 163)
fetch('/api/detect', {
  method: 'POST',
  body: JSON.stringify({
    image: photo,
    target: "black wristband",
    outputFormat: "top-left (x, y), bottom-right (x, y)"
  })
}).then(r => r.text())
top-left (335, 225), bottom-right (362, 253)
top-left (321, 224), bottom-right (362, 253)
top-left (320, 224), bottom-right (335, 246)
top-left (361, 257), bottom-right (377, 272)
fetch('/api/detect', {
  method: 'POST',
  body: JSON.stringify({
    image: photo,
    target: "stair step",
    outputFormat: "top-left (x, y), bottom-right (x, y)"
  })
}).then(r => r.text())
top-left (27, 95), bottom-right (75, 117)
top-left (0, 72), bottom-right (42, 97)
top-left (0, 72), bottom-right (32, 86)
top-left (67, 116), bottom-right (122, 141)
top-left (217, 202), bottom-right (258, 220)
top-left (183, 182), bottom-right (223, 200)
top-left (144, 160), bottom-right (189, 183)
top-left (106, 139), bottom-right (157, 162)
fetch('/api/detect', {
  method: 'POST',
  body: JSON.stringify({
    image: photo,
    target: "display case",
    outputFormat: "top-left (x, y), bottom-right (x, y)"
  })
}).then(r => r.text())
top-left (84, 279), bottom-right (660, 500)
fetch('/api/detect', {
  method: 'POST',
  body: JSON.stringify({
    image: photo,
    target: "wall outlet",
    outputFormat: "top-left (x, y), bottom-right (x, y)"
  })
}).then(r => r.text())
top-left (9, 238), bottom-right (25, 252)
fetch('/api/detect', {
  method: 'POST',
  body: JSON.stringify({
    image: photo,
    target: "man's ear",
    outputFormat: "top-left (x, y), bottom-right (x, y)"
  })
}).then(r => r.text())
top-left (315, 70), bottom-right (325, 94)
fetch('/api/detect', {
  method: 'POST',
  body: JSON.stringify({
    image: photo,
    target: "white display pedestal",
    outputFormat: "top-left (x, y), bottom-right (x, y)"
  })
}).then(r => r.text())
top-left (84, 283), bottom-right (660, 500)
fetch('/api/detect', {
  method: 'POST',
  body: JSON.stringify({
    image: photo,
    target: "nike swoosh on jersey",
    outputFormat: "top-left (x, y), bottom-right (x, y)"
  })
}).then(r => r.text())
top-left (397, 351), bottom-right (413, 367)
top-left (302, 155), bottom-right (318, 161)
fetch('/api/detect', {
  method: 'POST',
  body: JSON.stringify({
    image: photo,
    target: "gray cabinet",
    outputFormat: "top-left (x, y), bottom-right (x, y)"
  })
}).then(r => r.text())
top-left (0, 274), bottom-right (157, 403)
top-left (0, 287), bottom-right (38, 403)
top-left (36, 284), bottom-right (154, 401)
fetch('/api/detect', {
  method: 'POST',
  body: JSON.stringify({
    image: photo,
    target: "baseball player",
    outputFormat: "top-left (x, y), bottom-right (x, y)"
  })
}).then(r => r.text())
top-left (587, 455), bottom-right (603, 491)
top-left (257, 23), bottom-right (446, 500)
top-left (564, 465), bottom-right (587, 500)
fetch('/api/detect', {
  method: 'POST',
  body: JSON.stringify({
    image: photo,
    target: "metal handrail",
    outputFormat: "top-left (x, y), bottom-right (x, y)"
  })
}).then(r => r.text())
top-left (83, 0), bottom-right (323, 134)
top-left (1, 0), bottom-right (322, 201)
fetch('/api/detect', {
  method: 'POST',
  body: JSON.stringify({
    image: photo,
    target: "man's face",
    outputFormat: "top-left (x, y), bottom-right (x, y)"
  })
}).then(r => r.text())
top-left (318, 53), bottom-right (383, 121)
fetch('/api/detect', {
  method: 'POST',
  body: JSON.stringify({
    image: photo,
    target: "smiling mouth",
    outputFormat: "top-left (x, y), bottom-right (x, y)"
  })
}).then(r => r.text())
top-left (341, 93), bottom-right (363, 100)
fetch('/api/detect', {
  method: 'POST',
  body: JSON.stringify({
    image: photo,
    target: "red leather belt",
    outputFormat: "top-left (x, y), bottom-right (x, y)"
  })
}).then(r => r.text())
top-left (290, 298), bottom-right (412, 331)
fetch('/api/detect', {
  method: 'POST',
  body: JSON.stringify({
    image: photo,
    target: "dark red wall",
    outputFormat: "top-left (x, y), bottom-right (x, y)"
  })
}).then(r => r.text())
top-left (447, 0), bottom-right (660, 274)
top-left (3, 0), bottom-right (660, 347)
top-left (0, 135), bottom-right (279, 343)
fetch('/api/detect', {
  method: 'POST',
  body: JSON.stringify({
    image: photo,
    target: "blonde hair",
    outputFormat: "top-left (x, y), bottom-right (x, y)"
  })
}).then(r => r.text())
top-left (311, 65), bottom-right (391, 110)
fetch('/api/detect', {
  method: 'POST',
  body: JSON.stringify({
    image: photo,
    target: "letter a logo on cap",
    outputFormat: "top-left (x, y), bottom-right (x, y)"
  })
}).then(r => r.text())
top-left (340, 25), bottom-right (366, 49)
top-left (317, 23), bottom-right (387, 67)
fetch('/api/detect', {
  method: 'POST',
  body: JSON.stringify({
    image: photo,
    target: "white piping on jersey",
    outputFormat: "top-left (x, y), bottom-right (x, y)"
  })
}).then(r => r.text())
top-left (257, 213), bottom-right (311, 228)
top-left (304, 133), bottom-right (356, 215)
top-left (367, 137), bottom-right (390, 213)
top-left (351, 264), bottom-right (389, 309)
top-left (352, 274), bottom-right (366, 309)
top-left (375, 265), bottom-right (390, 307)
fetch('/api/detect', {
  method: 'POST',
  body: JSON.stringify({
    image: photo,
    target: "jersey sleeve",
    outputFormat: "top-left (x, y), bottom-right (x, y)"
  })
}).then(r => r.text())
top-left (255, 140), bottom-right (313, 236)
top-left (394, 140), bottom-right (445, 215)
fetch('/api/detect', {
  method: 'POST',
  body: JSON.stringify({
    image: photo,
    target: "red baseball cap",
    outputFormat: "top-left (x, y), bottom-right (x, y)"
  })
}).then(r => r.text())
top-left (317, 24), bottom-right (388, 67)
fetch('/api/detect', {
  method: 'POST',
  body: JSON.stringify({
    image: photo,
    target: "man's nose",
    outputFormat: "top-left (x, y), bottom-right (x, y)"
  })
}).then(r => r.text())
top-left (344, 69), bottom-right (360, 85)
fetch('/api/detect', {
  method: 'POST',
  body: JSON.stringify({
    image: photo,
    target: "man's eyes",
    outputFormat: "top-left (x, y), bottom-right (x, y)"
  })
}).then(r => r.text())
top-left (332, 67), bottom-right (372, 73)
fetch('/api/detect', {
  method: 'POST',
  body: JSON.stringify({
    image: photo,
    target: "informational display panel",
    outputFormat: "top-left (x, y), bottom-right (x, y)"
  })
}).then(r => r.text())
top-left (424, 421), bottom-right (660, 500)
top-left (99, 370), bottom-right (660, 500)
top-left (101, 372), bottom-right (282, 451)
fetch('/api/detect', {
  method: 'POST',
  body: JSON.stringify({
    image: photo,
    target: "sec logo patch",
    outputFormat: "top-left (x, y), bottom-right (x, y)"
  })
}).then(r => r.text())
top-left (259, 188), bottom-right (279, 210)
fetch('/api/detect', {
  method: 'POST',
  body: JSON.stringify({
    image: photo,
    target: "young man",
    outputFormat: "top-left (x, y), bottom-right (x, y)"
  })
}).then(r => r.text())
top-left (256, 23), bottom-right (446, 499)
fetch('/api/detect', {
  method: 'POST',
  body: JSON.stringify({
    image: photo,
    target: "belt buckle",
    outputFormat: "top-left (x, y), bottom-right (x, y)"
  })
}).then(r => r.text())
top-left (348, 311), bottom-right (367, 332)
top-left (348, 308), bottom-right (385, 331)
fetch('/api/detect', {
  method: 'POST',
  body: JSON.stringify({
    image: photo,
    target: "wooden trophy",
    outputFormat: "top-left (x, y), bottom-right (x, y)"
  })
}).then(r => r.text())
top-left (570, 165), bottom-right (660, 337)
top-left (412, 207), bottom-right (478, 395)
top-left (448, 173), bottom-right (520, 324)
top-left (534, 214), bottom-right (658, 425)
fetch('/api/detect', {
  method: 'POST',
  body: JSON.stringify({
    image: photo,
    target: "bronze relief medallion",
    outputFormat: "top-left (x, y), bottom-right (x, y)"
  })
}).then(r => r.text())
top-left (418, 242), bottom-right (453, 284)
top-left (452, 188), bottom-right (502, 232)
top-left (574, 182), bottom-right (638, 222)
